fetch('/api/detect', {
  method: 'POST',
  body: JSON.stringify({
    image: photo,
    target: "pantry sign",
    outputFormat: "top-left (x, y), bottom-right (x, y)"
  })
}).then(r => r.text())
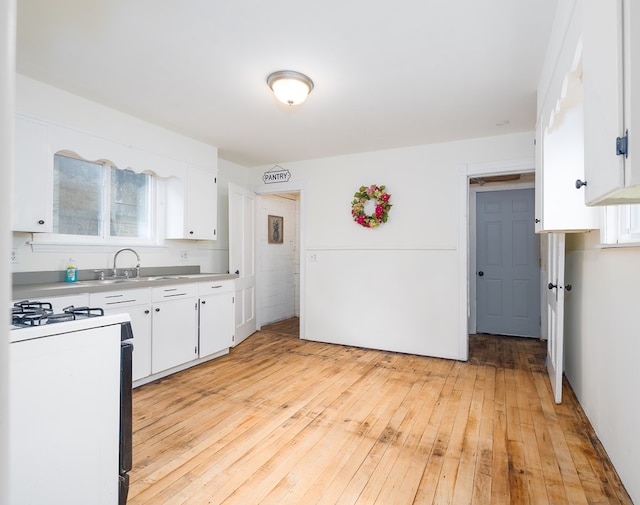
top-left (263, 165), bottom-right (291, 184)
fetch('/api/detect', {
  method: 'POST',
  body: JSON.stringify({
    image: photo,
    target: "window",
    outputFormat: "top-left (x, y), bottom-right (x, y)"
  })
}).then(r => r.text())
top-left (53, 153), bottom-right (154, 242)
top-left (602, 203), bottom-right (640, 245)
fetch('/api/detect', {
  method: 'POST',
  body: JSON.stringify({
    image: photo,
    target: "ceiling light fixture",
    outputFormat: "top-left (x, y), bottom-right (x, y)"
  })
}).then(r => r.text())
top-left (267, 70), bottom-right (314, 106)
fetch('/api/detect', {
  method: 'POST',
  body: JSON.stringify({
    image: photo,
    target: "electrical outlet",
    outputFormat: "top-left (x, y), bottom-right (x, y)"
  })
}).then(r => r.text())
top-left (10, 248), bottom-right (18, 264)
top-left (179, 251), bottom-right (189, 261)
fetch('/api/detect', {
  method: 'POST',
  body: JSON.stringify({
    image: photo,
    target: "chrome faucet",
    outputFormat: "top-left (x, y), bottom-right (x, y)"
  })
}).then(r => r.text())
top-left (113, 248), bottom-right (141, 278)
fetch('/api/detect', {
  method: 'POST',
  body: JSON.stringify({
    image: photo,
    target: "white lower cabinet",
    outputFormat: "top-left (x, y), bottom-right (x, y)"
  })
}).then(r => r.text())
top-left (150, 284), bottom-right (198, 374)
top-left (84, 278), bottom-right (234, 383)
top-left (198, 280), bottom-right (235, 357)
top-left (90, 288), bottom-right (152, 382)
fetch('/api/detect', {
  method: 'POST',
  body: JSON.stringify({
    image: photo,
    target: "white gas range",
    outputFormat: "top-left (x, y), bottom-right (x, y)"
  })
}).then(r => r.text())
top-left (9, 301), bottom-right (133, 505)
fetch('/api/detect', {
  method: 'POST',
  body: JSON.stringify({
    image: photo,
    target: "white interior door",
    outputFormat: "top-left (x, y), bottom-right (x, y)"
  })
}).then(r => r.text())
top-left (228, 183), bottom-right (257, 345)
top-left (546, 232), bottom-right (566, 404)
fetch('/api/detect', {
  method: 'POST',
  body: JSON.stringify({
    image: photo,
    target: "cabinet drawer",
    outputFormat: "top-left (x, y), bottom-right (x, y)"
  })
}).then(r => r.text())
top-left (197, 280), bottom-right (234, 296)
top-left (151, 283), bottom-right (197, 302)
top-left (90, 288), bottom-right (151, 309)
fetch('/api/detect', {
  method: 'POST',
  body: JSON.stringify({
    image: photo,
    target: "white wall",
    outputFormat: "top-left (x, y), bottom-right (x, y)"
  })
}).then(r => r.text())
top-left (250, 132), bottom-right (535, 358)
top-left (257, 194), bottom-right (299, 324)
top-left (564, 232), bottom-right (640, 504)
top-left (13, 76), bottom-right (250, 276)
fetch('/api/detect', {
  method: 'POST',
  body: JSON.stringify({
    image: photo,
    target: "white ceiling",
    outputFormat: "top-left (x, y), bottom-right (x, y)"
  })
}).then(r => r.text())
top-left (16, 0), bottom-right (557, 167)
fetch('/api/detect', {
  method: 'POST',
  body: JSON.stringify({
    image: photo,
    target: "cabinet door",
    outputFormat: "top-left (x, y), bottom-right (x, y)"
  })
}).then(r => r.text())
top-left (625, 0), bottom-right (640, 189)
top-left (199, 293), bottom-right (234, 357)
top-left (583, 0), bottom-right (640, 204)
top-left (90, 288), bottom-right (153, 381)
top-left (165, 165), bottom-right (218, 240)
top-left (151, 297), bottom-right (198, 373)
top-left (13, 116), bottom-right (52, 232)
top-left (104, 304), bottom-right (152, 381)
top-left (185, 166), bottom-right (218, 240)
top-left (536, 104), bottom-right (599, 232)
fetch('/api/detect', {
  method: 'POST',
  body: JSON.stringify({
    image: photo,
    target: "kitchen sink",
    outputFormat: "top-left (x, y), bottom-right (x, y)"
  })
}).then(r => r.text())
top-left (76, 274), bottom-right (214, 287)
top-left (142, 275), bottom-right (189, 281)
top-left (79, 278), bottom-right (136, 285)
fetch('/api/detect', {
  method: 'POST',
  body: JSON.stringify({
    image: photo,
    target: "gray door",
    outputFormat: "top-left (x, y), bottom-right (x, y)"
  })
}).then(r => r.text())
top-left (476, 189), bottom-right (540, 337)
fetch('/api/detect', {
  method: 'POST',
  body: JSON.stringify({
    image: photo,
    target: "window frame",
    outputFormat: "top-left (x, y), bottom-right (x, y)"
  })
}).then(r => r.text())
top-left (31, 153), bottom-right (163, 251)
top-left (601, 204), bottom-right (640, 246)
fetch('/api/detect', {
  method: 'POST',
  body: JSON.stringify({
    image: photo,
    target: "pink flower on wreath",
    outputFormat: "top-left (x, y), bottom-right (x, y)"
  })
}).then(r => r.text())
top-left (366, 186), bottom-right (375, 195)
top-left (356, 215), bottom-right (366, 225)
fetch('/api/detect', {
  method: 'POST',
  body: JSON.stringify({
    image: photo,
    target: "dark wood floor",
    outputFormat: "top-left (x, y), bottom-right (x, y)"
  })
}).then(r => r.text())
top-left (127, 318), bottom-right (632, 504)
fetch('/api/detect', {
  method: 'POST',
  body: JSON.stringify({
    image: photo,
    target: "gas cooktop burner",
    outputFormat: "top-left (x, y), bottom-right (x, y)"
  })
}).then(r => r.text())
top-left (11, 301), bottom-right (105, 328)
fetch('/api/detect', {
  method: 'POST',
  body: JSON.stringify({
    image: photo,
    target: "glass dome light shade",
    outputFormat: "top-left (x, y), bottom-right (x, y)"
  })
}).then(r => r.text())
top-left (267, 71), bottom-right (314, 106)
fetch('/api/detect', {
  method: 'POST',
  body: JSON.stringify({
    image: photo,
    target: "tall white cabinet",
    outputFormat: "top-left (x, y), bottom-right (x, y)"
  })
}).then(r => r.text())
top-left (535, 0), bottom-right (599, 232)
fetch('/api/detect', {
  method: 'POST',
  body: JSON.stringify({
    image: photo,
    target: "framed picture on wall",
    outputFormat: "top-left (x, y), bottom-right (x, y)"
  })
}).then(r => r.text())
top-left (268, 215), bottom-right (284, 244)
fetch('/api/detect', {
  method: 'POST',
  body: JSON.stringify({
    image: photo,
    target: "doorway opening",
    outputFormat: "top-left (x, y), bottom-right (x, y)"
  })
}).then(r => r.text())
top-left (257, 192), bottom-right (301, 327)
top-left (457, 158), bottom-right (540, 361)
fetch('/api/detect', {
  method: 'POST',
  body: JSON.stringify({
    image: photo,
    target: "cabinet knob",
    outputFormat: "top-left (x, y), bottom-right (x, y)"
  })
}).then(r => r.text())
top-left (535, 218), bottom-right (540, 223)
top-left (189, 230), bottom-right (194, 235)
top-left (565, 284), bottom-right (572, 292)
top-left (478, 271), bottom-right (484, 277)
top-left (575, 179), bottom-right (587, 189)
top-left (235, 270), bottom-right (240, 275)
top-left (201, 300), bottom-right (206, 305)
top-left (144, 309), bottom-right (150, 314)
top-left (155, 307), bottom-right (160, 312)
top-left (38, 220), bottom-right (45, 225)
top-left (548, 282), bottom-right (557, 290)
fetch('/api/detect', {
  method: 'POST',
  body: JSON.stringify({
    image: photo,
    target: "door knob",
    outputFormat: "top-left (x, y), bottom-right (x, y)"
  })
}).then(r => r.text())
top-left (478, 271), bottom-right (484, 277)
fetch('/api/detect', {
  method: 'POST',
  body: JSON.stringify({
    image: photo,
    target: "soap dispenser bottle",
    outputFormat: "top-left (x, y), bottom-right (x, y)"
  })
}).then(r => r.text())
top-left (66, 258), bottom-right (78, 283)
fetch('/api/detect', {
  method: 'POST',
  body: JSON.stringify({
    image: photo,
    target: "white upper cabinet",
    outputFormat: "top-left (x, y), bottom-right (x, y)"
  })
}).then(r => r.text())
top-left (13, 116), bottom-right (52, 232)
top-left (535, 0), bottom-right (599, 232)
top-left (166, 165), bottom-right (218, 240)
top-left (583, 0), bottom-right (640, 204)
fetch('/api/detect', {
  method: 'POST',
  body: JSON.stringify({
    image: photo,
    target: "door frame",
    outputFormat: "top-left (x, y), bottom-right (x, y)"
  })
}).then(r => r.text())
top-left (457, 157), bottom-right (535, 360)
top-left (253, 181), bottom-right (306, 340)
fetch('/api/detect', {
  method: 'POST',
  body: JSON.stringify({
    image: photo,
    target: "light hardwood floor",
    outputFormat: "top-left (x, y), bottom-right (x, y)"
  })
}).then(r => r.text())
top-left (128, 319), bottom-right (632, 504)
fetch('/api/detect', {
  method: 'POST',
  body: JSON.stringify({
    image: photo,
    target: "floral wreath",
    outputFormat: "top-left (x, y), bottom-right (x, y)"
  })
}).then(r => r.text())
top-left (351, 184), bottom-right (392, 228)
